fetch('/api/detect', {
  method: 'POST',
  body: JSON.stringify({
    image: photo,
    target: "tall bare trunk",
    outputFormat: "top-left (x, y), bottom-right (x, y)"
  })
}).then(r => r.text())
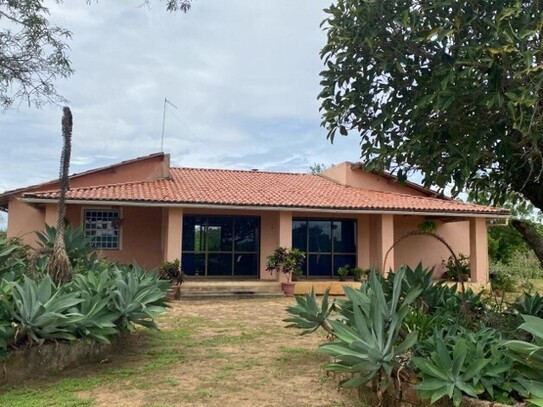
top-left (48, 107), bottom-right (73, 284)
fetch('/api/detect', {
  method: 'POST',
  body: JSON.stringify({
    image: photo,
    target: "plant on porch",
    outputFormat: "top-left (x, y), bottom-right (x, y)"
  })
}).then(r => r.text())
top-left (266, 247), bottom-right (305, 297)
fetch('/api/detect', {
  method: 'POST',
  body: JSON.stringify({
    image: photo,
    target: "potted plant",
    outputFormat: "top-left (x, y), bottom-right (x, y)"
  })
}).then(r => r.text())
top-left (352, 266), bottom-right (369, 282)
top-left (337, 264), bottom-right (350, 281)
top-left (266, 247), bottom-right (305, 297)
top-left (442, 254), bottom-right (470, 282)
top-left (158, 258), bottom-right (185, 300)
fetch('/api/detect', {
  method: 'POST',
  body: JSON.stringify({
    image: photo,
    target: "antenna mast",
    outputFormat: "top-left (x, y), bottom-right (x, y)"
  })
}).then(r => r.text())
top-left (161, 97), bottom-right (178, 152)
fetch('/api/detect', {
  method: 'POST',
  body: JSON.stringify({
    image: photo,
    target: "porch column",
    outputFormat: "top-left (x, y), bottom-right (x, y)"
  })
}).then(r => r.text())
top-left (163, 207), bottom-right (183, 262)
top-left (469, 217), bottom-right (489, 283)
top-left (357, 214), bottom-right (370, 269)
top-left (380, 214), bottom-right (395, 276)
top-left (277, 211), bottom-right (292, 282)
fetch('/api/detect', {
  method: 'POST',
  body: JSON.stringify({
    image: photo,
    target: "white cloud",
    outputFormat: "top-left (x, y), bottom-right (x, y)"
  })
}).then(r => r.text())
top-left (1, 0), bottom-right (362, 196)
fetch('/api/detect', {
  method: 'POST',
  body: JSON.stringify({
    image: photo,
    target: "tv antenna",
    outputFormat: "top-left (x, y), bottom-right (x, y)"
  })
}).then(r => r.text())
top-left (161, 97), bottom-right (178, 152)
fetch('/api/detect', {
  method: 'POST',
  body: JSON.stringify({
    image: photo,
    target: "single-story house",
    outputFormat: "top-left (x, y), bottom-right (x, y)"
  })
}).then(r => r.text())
top-left (0, 152), bottom-right (509, 283)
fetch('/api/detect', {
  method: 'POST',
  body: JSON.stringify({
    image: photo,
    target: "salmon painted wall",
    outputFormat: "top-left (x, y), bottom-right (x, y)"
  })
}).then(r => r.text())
top-left (322, 162), bottom-right (428, 196)
top-left (393, 216), bottom-right (471, 278)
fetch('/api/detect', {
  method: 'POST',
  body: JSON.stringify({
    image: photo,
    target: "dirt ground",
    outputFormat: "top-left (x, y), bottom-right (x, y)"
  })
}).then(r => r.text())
top-left (76, 297), bottom-right (360, 407)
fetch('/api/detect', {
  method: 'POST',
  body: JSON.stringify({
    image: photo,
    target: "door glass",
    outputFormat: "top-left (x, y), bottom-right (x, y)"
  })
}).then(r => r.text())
top-left (207, 217), bottom-right (233, 252)
top-left (308, 221), bottom-right (331, 253)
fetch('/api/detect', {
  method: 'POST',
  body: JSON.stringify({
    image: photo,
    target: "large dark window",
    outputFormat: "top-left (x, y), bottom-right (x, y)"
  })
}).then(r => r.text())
top-left (182, 216), bottom-right (259, 277)
top-left (292, 219), bottom-right (357, 278)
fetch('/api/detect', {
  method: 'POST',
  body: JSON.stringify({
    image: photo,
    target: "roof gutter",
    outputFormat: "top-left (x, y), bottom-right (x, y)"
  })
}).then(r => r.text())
top-left (19, 197), bottom-right (511, 219)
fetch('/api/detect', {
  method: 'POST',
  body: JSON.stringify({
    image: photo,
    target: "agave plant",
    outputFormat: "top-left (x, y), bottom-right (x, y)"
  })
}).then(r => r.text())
top-left (514, 293), bottom-right (543, 318)
top-left (317, 269), bottom-right (421, 393)
top-left (8, 275), bottom-right (84, 344)
top-left (414, 328), bottom-right (513, 406)
top-left (504, 315), bottom-right (543, 400)
top-left (36, 224), bottom-right (95, 265)
top-left (284, 288), bottom-right (334, 335)
top-left (111, 264), bottom-right (169, 332)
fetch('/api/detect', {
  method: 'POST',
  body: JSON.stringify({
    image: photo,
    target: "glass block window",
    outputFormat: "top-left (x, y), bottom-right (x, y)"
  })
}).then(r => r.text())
top-left (84, 209), bottom-right (121, 250)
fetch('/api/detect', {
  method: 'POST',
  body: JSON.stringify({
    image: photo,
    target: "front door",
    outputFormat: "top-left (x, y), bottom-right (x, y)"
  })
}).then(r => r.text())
top-left (182, 215), bottom-right (260, 277)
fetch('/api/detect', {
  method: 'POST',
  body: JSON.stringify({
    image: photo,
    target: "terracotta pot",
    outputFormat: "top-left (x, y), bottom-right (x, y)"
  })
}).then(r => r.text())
top-left (166, 283), bottom-right (181, 300)
top-left (281, 282), bottom-right (296, 297)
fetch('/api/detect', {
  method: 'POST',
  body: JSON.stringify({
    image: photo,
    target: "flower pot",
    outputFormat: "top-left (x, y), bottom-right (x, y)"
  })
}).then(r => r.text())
top-left (281, 282), bottom-right (296, 297)
top-left (166, 283), bottom-right (181, 300)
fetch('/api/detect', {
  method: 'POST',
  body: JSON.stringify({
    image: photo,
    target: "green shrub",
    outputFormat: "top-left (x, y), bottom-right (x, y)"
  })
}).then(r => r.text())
top-left (491, 250), bottom-right (543, 280)
top-left (0, 236), bottom-right (29, 278)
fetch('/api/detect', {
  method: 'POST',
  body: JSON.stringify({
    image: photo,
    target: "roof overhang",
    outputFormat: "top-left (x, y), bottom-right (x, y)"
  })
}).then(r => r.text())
top-left (19, 197), bottom-right (511, 219)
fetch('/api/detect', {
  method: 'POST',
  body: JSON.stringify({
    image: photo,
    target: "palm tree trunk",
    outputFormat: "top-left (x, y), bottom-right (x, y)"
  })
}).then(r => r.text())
top-left (48, 107), bottom-right (73, 284)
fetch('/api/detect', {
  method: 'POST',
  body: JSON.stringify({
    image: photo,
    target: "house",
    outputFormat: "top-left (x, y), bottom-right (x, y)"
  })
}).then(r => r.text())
top-left (0, 152), bottom-right (508, 283)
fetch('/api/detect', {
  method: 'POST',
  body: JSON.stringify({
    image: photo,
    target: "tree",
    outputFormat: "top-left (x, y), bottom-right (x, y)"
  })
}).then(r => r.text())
top-left (0, 0), bottom-right (192, 110)
top-left (47, 106), bottom-right (73, 283)
top-left (319, 0), bottom-right (543, 261)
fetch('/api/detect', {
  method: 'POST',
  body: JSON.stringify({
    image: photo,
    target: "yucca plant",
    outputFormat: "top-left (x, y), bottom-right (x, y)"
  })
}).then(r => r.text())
top-left (111, 264), bottom-right (169, 332)
top-left (317, 269), bottom-right (421, 394)
top-left (284, 288), bottom-right (334, 335)
top-left (8, 275), bottom-right (84, 344)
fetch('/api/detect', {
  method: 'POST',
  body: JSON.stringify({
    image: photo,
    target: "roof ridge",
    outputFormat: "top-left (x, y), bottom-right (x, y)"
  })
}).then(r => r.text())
top-left (171, 167), bottom-right (312, 176)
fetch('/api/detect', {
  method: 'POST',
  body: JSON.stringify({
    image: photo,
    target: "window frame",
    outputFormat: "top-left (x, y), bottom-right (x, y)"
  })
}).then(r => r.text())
top-left (292, 217), bottom-right (358, 279)
top-left (82, 207), bottom-right (122, 250)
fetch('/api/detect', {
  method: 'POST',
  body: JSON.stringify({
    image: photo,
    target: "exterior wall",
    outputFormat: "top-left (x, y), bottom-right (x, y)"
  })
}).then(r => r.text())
top-left (393, 216), bottom-right (471, 278)
top-left (322, 162), bottom-right (428, 196)
top-left (6, 199), bottom-right (45, 246)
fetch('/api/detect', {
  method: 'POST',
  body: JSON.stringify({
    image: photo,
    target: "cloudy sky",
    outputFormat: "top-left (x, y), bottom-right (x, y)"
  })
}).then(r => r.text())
top-left (1, 0), bottom-right (364, 229)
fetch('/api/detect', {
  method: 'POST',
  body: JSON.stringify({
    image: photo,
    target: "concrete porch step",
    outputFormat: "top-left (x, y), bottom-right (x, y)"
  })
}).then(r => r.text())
top-left (179, 280), bottom-right (284, 300)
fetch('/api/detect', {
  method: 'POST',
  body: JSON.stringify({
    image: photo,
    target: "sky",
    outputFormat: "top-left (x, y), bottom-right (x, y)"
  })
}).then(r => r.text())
top-left (0, 0), bottom-right (364, 229)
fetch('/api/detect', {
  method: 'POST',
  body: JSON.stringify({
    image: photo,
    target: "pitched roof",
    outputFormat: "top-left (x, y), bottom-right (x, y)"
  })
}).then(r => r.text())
top-left (22, 167), bottom-right (508, 216)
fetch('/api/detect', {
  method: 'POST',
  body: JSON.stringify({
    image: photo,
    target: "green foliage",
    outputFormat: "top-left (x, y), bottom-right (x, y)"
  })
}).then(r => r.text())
top-left (283, 288), bottom-right (334, 335)
top-left (111, 264), bottom-right (169, 333)
top-left (319, 0), bottom-right (543, 208)
top-left (8, 275), bottom-right (83, 345)
top-left (266, 247), bottom-right (305, 283)
top-left (351, 266), bottom-right (367, 282)
top-left (414, 328), bottom-right (513, 406)
top-left (0, 261), bottom-right (169, 360)
top-left (505, 315), bottom-right (543, 399)
top-left (0, 236), bottom-right (28, 278)
top-left (490, 268), bottom-right (516, 292)
top-left (336, 264), bottom-right (350, 281)
top-left (317, 269), bottom-right (421, 391)
top-left (492, 250), bottom-right (543, 280)
top-left (515, 293), bottom-right (543, 318)
top-left (36, 224), bottom-right (95, 267)
top-left (488, 224), bottom-right (528, 264)
top-left (158, 259), bottom-right (185, 285)
top-left (442, 254), bottom-right (470, 281)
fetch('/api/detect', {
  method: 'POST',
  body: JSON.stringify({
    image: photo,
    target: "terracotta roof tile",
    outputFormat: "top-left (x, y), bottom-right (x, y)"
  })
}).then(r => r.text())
top-left (23, 167), bottom-right (508, 215)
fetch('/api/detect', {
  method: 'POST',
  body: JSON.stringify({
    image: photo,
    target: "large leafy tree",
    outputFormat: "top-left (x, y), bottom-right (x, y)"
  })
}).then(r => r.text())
top-left (320, 0), bottom-right (543, 261)
top-left (0, 0), bottom-right (192, 110)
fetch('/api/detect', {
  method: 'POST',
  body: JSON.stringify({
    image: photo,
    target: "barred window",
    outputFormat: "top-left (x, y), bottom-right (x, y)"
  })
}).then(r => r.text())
top-left (84, 209), bottom-right (120, 249)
